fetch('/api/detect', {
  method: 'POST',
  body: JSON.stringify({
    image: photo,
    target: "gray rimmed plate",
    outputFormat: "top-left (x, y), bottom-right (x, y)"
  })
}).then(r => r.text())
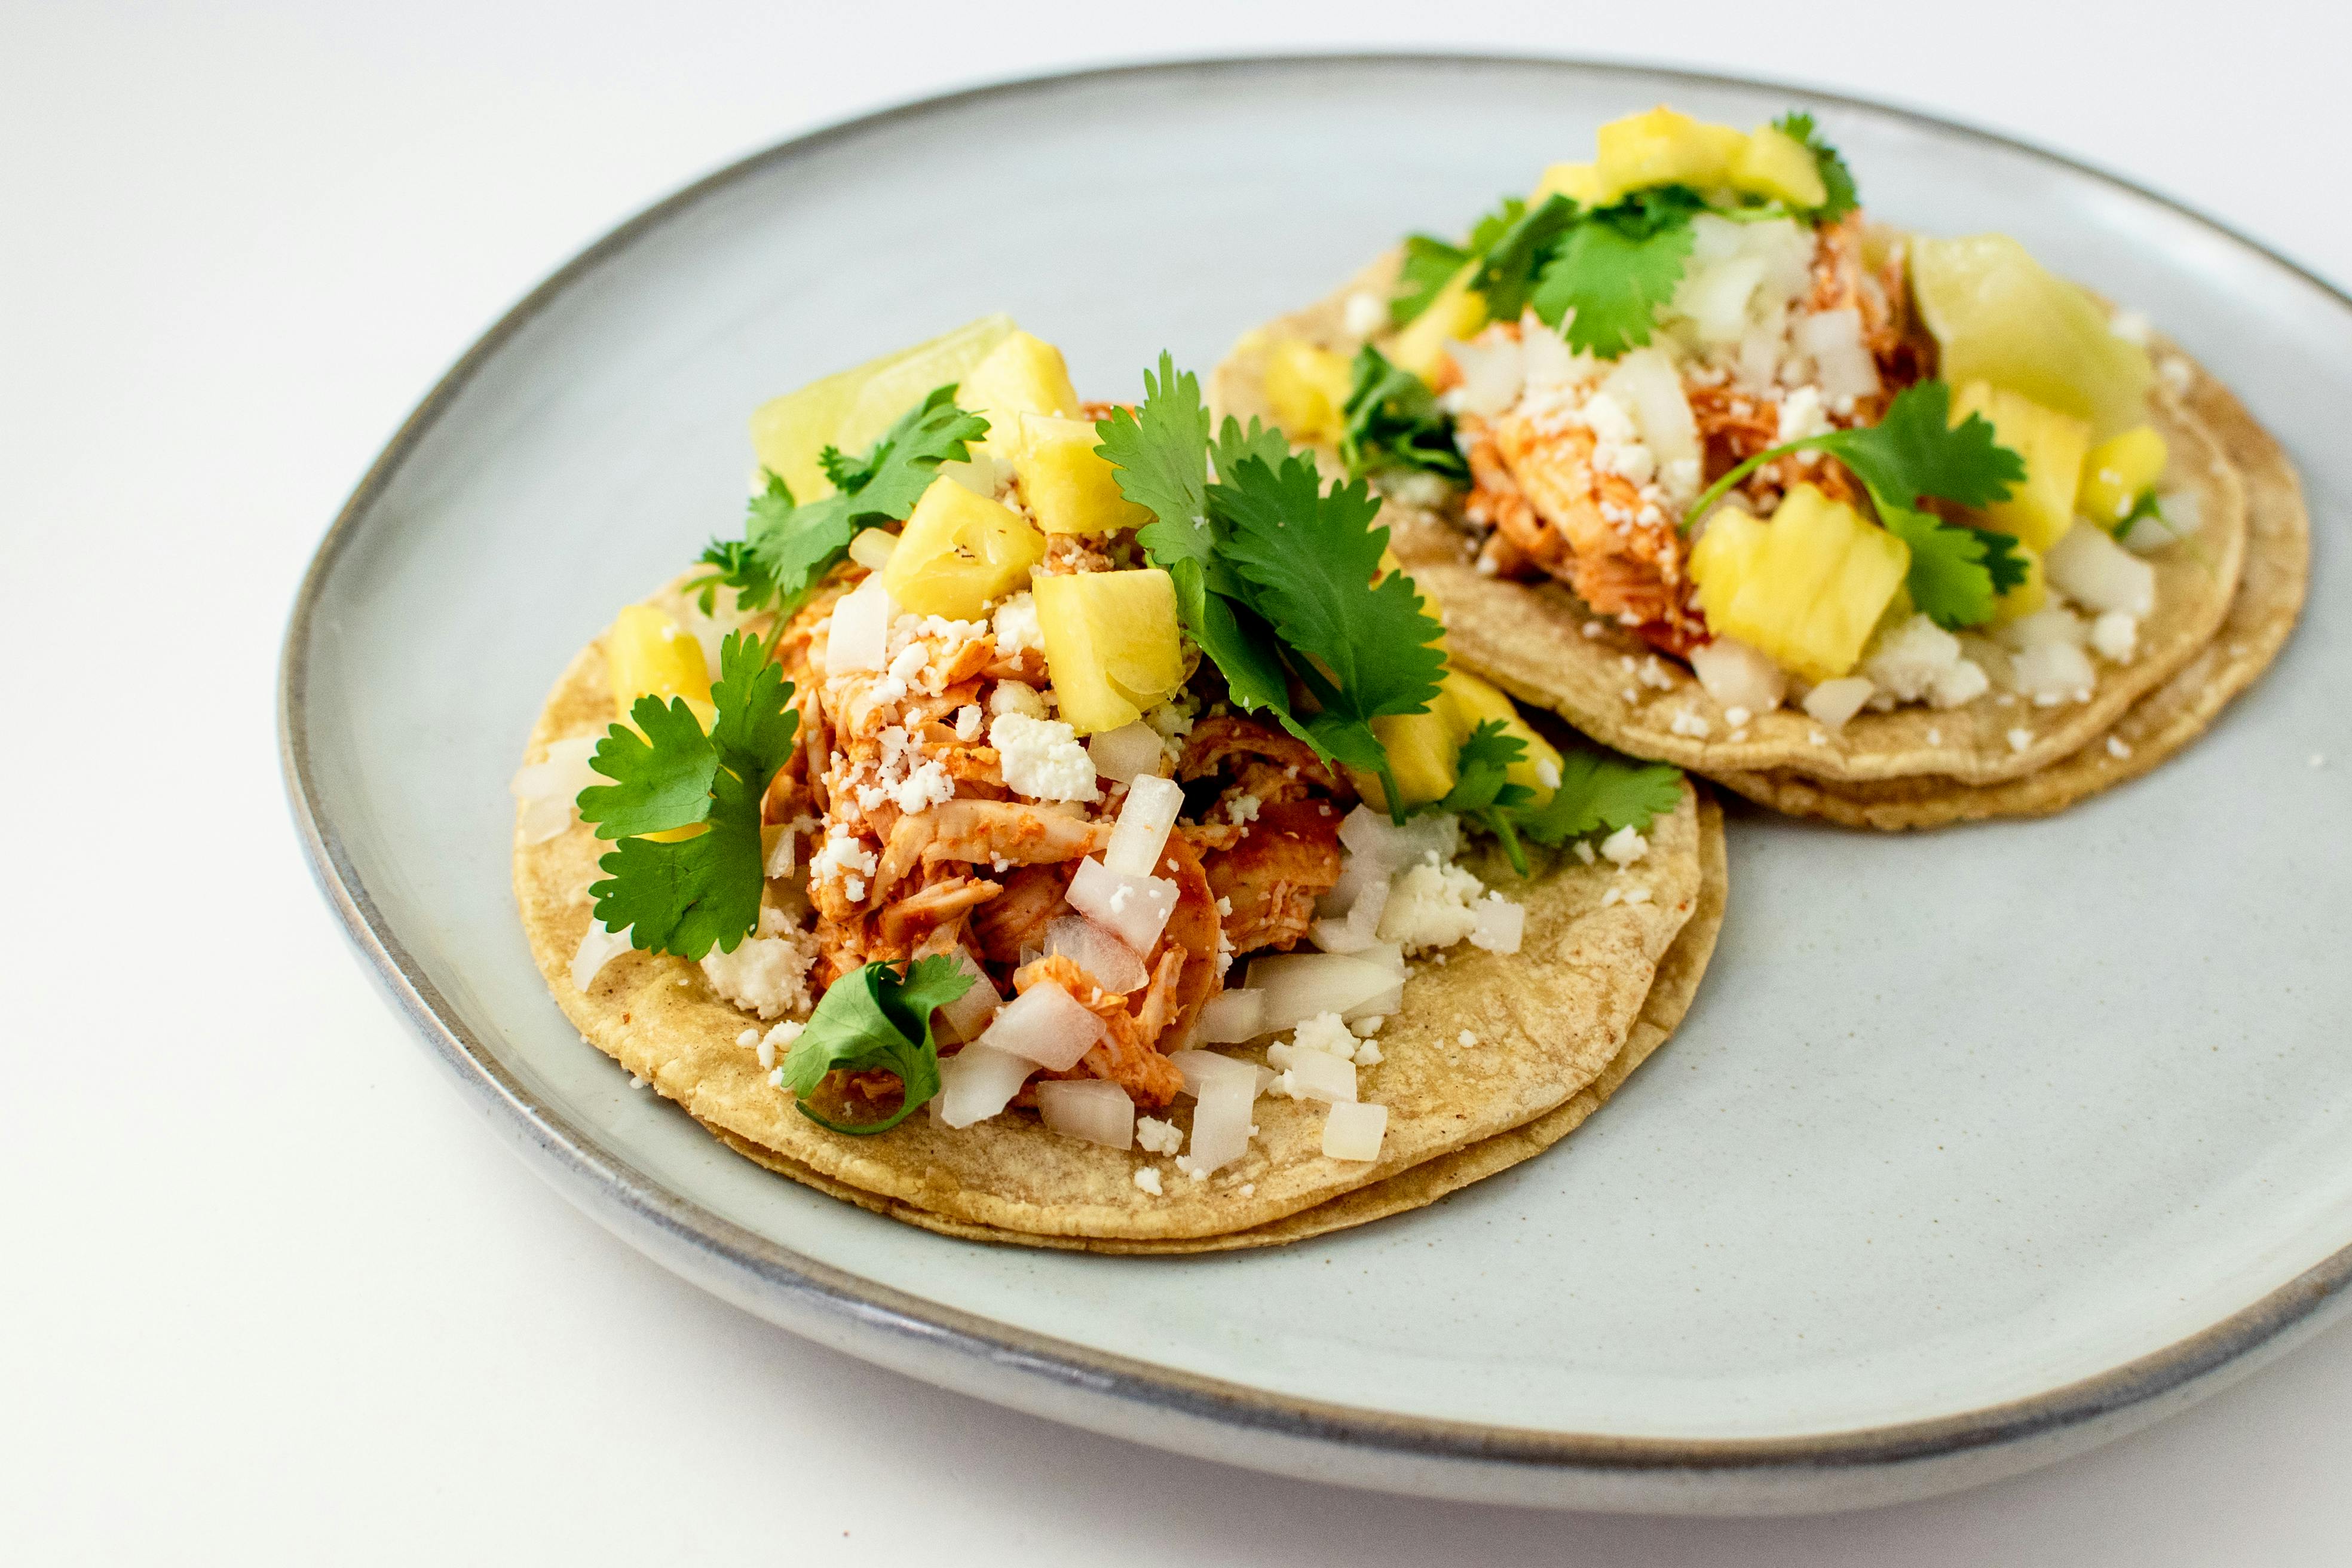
top-left (280, 56), bottom-right (2350, 1514)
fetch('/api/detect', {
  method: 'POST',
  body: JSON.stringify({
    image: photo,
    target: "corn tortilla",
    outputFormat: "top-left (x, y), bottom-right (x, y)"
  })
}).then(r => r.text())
top-left (515, 602), bottom-right (1711, 1242)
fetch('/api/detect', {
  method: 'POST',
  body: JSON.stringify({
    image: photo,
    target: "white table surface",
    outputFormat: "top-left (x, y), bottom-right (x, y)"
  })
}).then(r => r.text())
top-left (7, 1), bottom-right (2348, 1559)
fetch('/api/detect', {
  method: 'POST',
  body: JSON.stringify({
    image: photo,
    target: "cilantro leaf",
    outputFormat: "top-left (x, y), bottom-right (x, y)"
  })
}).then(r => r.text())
top-left (1772, 111), bottom-right (1858, 222)
top-left (1469, 194), bottom-right (1579, 321)
top-left (1514, 748), bottom-right (1686, 847)
top-left (1529, 189), bottom-right (1701, 359)
top-left (699, 387), bottom-right (987, 615)
top-left (578, 631), bottom-right (799, 960)
top-left (1097, 353), bottom-right (1214, 558)
top-left (1391, 234), bottom-right (1472, 329)
top-left (1878, 506), bottom-right (2014, 630)
top-left (1212, 452), bottom-right (1448, 804)
top-left (776, 955), bottom-right (973, 1135)
top-left (1421, 720), bottom-right (1538, 875)
top-left (1338, 344), bottom-right (1466, 482)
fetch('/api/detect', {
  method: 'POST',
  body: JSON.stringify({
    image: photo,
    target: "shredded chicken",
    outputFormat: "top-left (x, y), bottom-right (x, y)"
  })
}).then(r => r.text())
top-left (1013, 954), bottom-right (1184, 1107)
top-left (1200, 798), bottom-right (1343, 955)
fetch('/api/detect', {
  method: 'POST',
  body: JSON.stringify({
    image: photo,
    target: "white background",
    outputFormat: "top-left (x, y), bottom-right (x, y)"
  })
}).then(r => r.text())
top-left (6, 1), bottom-right (2348, 1560)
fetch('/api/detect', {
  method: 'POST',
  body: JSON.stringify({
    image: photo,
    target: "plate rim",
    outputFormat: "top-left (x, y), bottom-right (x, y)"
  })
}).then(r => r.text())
top-left (277, 50), bottom-right (2352, 1488)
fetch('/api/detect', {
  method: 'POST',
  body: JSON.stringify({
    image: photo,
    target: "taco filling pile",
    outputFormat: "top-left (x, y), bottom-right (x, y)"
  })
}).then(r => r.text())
top-left (513, 321), bottom-right (1724, 1247)
top-left (1217, 105), bottom-right (2304, 827)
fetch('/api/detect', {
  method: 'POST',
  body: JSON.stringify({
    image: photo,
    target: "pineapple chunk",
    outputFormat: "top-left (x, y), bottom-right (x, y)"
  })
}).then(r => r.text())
top-left (958, 330), bottom-right (1081, 457)
top-left (1951, 381), bottom-right (2091, 553)
top-left (1388, 264), bottom-right (1486, 381)
top-left (606, 605), bottom-right (712, 718)
top-left (750, 314), bottom-right (1014, 504)
top-left (1990, 543), bottom-right (2048, 624)
top-left (1264, 339), bottom-right (1354, 444)
top-left (2078, 425), bottom-right (2169, 529)
top-left (1441, 666), bottom-right (1563, 802)
top-left (1911, 235), bottom-right (2154, 439)
top-left (882, 476), bottom-right (1046, 621)
top-left (1689, 488), bottom-right (1909, 682)
top-left (1726, 125), bottom-right (1826, 209)
top-left (1531, 161), bottom-right (1606, 207)
top-left (1361, 708), bottom-right (1462, 811)
top-left (1012, 414), bottom-right (1149, 536)
top-left (1034, 569), bottom-right (1185, 733)
top-left (1594, 107), bottom-right (1747, 202)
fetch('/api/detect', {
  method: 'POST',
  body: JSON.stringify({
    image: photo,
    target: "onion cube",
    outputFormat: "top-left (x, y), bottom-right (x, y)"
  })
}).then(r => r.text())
top-left (1688, 636), bottom-right (1786, 716)
top-left (1166, 1048), bottom-right (1261, 1100)
top-left (1279, 1046), bottom-right (1357, 1104)
top-left (1088, 722), bottom-right (1166, 788)
top-left (1044, 914), bottom-right (1150, 994)
top-left (1103, 774), bottom-right (1184, 876)
top-left (1065, 855), bottom-right (1179, 955)
top-left (1245, 952), bottom-right (1403, 1031)
top-left (1468, 895), bottom-right (1524, 954)
top-left (825, 574), bottom-right (893, 673)
top-left (978, 981), bottom-right (1104, 1071)
top-left (932, 1044), bottom-right (1034, 1128)
top-left (1186, 1073), bottom-right (1256, 1174)
top-left (1036, 1079), bottom-right (1134, 1150)
top-left (570, 920), bottom-right (633, 993)
top-left (2046, 522), bottom-right (2156, 617)
top-left (1322, 1100), bottom-right (1389, 1162)
top-left (846, 528), bottom-right (900, 571)
top-left (933, 950), bottom-right (1003, 1043)
top-left (1199, 989), bottom-right (1266, 1044)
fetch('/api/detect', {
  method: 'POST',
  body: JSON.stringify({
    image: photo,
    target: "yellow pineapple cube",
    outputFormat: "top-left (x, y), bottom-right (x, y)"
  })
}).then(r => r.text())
top-left (1689, 488), bottom-right (1909, 682)
top-left (958, 330), bottom-right (1081, 457)
top-left (1990, 544), bottom-right (2047, 624)
top-left (1034, 569), bottom-right (1185, 733)
top-left (1726, 125), bottom-right (1826, 209)
top-left (1359, 707), bottom-right (1461, 811)
top-left (1012, 414), bottom-right (1149, 536)
top-left (1951, 381), bottom-right (2091, 553)
top-left (1912, 235), bottom-right (2153, 439)
top-left (1531, 161), bottom-right (1606, 207)
top-left (749, 314), bottom-right (1014, 504)
top-left (883, 476), bottom-right (1047, 621)
top-left (1594, 107), bottom-right (1747, 203)
top-left (1388, 264), bottom-right (1486, 381)
top-left (1263, 339), bottom-right (1354, 445)
top-left (2078, 425), bottom-right (2169, 528)
top-left (606, 605), bottom-right (712, 719)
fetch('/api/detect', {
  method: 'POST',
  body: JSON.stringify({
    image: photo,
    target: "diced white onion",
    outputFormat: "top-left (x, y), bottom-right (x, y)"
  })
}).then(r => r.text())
top-left (1687, 638), bottom-right (1786, 717)
top-left (1036, 1079), bottom-right (1134, 1150)
top-left (932, 1044), bottom-right (1034, 1128)
top-left (1322, 1100), bottom-right (1389, 1162)
top-left (1792, 308), bottom-right (1881, 402)
top-left (512, 736), bottom-right (602, 844)
top-left (570, 920), bottom-right (633, 993)
top-left (976, 981), bottom-right (1104, 1071)
top-left (1600, 348), bottom-right (1701, 500)
top-left (1102, 774), bottom-right (1184, 875)
top-left (1336, 805), bottom-right (1459, 875)
top-left (1186, 1073), bottom-right (1257, 1174)
top-left (1045, 914), bottom-right (1151, 994)
top-left (825, 574), bottom-right (893, 673)
top-left (1243, 952), bottom-right (1404, 1031)
top-left (1358, 941), bottom-right (1407, 978)
top-left (1199, 989), bottom-right (1266, 1044)
top-left (1088, 722), bottom-right (1166, 788)
top-left (1996, 607), bottom-right (2088, 653)
top-left (1307, 887), bottom-right (1386, 955)
top-left (2123, 489), bottom-right (2199, 553)
top-left (2045, 523), bottom-right (2156, 617)
top-left (1280, 1046), bottom-right (1357, 1104)
top-left (1165, 1048), bottom-right (1261, 1099)
top-left (1673, 252), bottom-right (1768, 347)
top-left (846, 528), bottom-right (899, 571)
top-left (1065, 855), bottom-right (1180, 955)
top-left (2010, 642), bottom-right (2097, 703)
top-left (1446, 336), bottom-right (1526, 418)
top-left (1468, 895), bottom-right (1524, 954)
top-left (1519, 323), bottom-right (1596, 388)
top-left (933, 949), bottom-right (1003, 1043)
top-left (938, 453), bottom-right (1007, 497)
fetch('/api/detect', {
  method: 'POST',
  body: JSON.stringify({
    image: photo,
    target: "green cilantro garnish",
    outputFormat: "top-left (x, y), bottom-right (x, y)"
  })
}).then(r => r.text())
top-left (774, 956), bottom-right (974, 1135)
top-left (1529, 189), bottom-right (1701, 358)
top-left (1771, 111), bottom-right (1858, 223)
top-left (1411, 722), bottom-right (1685, 877)
top-left (578, 630), bottom-right (799, 960)
top-left (1390, 196), bottom-right (1532, 327)
top-left (1469, 195), bottom-right (1582, 321)
top-left (1097, 354), bottom-right (1448, 816)
top-left (1418, 720), bottom-right (1539, 874)
top-left (1339, 345), bottom-right (1467, 482)
top-left (1682, 380), bottom-right (2029, 630)
top-left (691, 386), bottom-right (987, 615)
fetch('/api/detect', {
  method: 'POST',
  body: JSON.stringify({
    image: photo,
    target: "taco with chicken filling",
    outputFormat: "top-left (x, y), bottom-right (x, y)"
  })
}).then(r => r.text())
top-left (1212, 106), bottom-right (2307, 828)
top-left (513, 321), bottom-right (1724, 1244)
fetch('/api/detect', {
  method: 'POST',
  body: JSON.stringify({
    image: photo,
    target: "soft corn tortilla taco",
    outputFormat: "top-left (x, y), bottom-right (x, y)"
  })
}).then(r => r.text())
top-left (1215, 252), bottom-right (2264, 810)
top-left (515, 604), bottom-right (1712, 1242)
top-left (702, 794), bottom-right (1723, 1253)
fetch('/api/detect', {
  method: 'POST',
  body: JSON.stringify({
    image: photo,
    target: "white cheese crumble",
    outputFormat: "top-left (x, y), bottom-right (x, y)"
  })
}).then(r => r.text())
top-left (809, 826), bottom-right (878, 904)
top-left (953, 704), bottom-right (984, 741)
top-left (1132, 1167), bottom-right (1164, 1196)
top-left (1342, 290), bottom-right (1386, 337)
top-left (991, 591), bottom-right (1043, 655)
top-left (2106, 736), bottom-right (2132, 760)
top-left (1668, 710), bottom-right (1711, 739)
top-left (1293, 1010), bottom-right (1360, 1061)
top-left (988, 680), bottom-right (1047, 719)
top-left (1599, 825), bottom-right (1648, 866)
top-left (2008, 727), bottom-right (2032, 754)
top-left (700, 907), bottom-right (822, 1021)
top-left (1376, 859), bottom-right (1488, 956)
top-left (1135, 1116), bottom-right (1182, 1156)
top-left (989, 713), bottom-right (1100, 803)
top-left (2090, 611), bottom-right (2139, 663)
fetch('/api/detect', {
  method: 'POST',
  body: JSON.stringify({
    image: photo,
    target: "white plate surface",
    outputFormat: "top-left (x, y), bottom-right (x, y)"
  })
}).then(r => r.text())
top-left (282, 56), bottom-right (2350, 1512)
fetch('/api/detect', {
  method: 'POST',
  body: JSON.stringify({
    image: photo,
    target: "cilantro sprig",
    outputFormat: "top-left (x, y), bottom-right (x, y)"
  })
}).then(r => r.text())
top-left (1412, 722), bottom-right (1685, 877)
top-left (1771, 112), bottom-right (1858, 223)
top-left (1097, 354), bottom-right (1447, 816)
top-left (1529, 187), bottom-right (1704, 358)
top-left (578, 630), bottom-right (799, 960)
top-left (691, 386), bottom-right (987, 616)
top-left (1339, 345), bottom-right (1466, 482)
top-left (1682, 381), bottom-right (2030, 630)
top-left (774, 956), bottom-right (973, 1135)
top-left (1390, 196), bottom-right (1532, 327)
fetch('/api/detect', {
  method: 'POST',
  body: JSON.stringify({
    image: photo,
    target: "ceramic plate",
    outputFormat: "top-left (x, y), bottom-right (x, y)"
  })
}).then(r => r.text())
top-left (281, 56), bottom-right (2351, 1514)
